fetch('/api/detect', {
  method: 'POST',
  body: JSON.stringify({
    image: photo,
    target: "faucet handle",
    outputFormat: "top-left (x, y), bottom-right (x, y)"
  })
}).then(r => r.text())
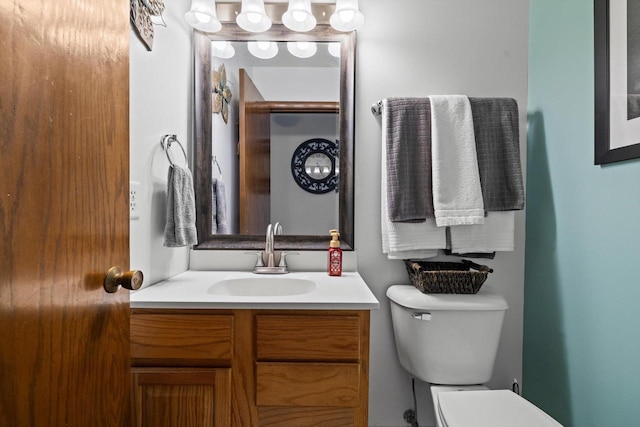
top-left (278, 251), bottom-right (299, 268)
top-left (245, 251), bottom-right (265, 267)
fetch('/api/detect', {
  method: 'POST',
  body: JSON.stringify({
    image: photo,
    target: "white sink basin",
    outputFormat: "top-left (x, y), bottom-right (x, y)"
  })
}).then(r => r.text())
top-left (207, 277), bottom-right (317, 297)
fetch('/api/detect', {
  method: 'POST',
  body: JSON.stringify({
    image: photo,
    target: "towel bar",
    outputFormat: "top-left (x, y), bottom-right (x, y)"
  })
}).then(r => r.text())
top-left (371, 100), bottom-right (383, 115)
top-left (160, 134), bottom-right (188, 168)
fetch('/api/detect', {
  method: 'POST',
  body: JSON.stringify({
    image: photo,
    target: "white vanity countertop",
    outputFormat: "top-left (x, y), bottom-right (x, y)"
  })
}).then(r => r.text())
top-left (130, 270), bottom-right (379, 310)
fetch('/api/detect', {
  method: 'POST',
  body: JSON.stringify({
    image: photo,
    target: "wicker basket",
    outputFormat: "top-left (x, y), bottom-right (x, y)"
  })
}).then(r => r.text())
top-left (403, 259), bottom-right (493, 294)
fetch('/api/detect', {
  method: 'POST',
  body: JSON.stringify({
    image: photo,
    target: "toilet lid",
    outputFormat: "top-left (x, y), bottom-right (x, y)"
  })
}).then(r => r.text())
top-left (438, 390), bottom-right (563, 427)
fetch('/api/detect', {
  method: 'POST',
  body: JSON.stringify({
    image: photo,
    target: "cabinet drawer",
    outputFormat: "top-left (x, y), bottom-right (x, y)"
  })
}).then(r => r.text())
top-left (130, 314), bottom-right (233, 364)
top-left (257, 407), bottom-right (356, 427)
top-left (256, 362), bottom-right (360, 407)
top-left (256, 315), bottom-right (360, 361)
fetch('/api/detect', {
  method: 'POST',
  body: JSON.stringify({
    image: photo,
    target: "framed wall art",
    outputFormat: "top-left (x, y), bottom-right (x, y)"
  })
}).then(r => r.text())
top-left (595, 0), bottom-right (640, 164)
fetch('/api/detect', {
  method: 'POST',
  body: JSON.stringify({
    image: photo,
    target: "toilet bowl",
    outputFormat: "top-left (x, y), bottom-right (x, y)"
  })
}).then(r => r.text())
top-left (387, 285), bottom-right (562, 427)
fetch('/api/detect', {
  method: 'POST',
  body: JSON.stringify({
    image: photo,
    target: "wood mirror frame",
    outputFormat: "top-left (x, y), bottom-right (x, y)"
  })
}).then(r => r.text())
top-left (193, 26), bottom-right (355, 250)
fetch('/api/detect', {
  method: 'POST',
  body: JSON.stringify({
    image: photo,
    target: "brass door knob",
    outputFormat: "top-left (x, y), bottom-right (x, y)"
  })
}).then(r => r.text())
top-left (104, 267), bottom-right (143, 293)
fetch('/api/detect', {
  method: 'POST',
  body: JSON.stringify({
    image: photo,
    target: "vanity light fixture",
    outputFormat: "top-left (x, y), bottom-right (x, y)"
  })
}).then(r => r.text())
top-left (212, 41), bottom-right (235, 58)
top-left (185, 0), bottom-right (222, 33)
top-left (282, 0), bottom-right (316, 32)
top-left (248, 40), bottom-right (279, 59)
top-left (330, 0), bottom-right (364, 32)
top-left (287, 41), bottom-right (317, 58)
top-left (186, 1), bottom-right (365, 34)
top-left (236, 0), bottom-right (272, 33)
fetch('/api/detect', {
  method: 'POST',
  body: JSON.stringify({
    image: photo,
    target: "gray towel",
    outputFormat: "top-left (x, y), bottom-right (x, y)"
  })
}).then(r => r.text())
top-left (211, 178), bottom-right (229, 234)
top-left (385, 97), bottom-right (434, 223)
top-left (163, 165), bottom-right (198, 247)
top-left (468, 98), bottom-right (525, 211)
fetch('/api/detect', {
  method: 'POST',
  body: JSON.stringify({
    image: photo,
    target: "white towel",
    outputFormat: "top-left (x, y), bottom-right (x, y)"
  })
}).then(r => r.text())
top-left (381, 99), bottom-right (447, 259)
top-left (163, 165), bottom-right (198, 247)
top-left (430, 95), bottom-right (485, 226)
top-left (449, 211), bottom-right (515, 253)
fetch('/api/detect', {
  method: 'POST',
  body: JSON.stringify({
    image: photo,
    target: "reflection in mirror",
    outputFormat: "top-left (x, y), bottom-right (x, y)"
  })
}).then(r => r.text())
top-left (212, 41), bottom-right (340, 236)
top-left (194, 27), bottom-right (355, 250)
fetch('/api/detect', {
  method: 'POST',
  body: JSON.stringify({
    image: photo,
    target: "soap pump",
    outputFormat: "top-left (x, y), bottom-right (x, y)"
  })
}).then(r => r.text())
top-left (328, 229), bottom-right (342, 276)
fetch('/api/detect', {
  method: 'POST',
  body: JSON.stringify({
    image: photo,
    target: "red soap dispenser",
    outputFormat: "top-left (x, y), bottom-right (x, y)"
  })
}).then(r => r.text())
top-left (328, 229), bottom-right (342, 276)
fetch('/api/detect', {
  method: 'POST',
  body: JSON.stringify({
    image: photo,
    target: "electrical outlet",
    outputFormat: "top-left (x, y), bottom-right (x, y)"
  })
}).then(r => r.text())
top-left (130, 181), bottom-right (141, 220)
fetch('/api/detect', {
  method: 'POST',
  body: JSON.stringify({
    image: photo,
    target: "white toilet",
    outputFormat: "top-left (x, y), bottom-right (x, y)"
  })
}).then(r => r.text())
top-left (387, 285), bottom-right (562, 427)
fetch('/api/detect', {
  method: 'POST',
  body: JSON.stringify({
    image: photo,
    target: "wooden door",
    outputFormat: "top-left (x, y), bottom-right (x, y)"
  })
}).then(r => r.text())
top-left (239, 69), bottom-right (271, 235)
top-left (0, 0), bottom-right (131, 425)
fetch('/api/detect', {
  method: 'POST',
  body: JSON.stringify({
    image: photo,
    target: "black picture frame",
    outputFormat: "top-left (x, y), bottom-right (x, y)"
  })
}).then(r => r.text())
top-left (595, 0), bottom-right (640, 164)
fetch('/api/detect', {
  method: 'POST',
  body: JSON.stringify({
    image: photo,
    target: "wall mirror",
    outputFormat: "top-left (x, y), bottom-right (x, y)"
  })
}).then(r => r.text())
top-left (193, 26), bottom-right (355, 250)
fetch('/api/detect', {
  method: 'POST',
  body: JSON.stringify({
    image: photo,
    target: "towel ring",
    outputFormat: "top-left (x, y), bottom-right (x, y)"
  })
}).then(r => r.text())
top-left (212, 156), bottom-right (223, 179)
top-left (160, 135), bottom-right (188, 168)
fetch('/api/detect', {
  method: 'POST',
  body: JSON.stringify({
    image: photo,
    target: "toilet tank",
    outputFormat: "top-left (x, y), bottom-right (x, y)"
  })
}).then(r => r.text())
top-left (386, 285), bottom-right (508, 385)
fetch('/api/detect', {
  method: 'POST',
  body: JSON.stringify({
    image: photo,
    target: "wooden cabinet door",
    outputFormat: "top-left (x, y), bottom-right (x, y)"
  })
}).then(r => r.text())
top-left (0, 0), bottom-right (131, 425)
top-left (132, 368), bottom-right (232, 427)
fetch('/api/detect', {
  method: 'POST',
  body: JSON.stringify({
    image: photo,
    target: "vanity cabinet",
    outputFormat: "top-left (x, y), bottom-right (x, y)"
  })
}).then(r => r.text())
top-left (130, 309), bottom-right (370, 427)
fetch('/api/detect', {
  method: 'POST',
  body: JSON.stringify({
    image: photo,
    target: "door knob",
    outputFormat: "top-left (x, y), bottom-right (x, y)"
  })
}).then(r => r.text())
top-left (104, 267), bottom-right (143, 293)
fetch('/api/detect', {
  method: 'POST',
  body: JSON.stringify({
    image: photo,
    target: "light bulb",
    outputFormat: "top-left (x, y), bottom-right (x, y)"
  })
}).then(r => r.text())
top-left (339, 9), bottom-right (355, 23)
top-left (212, 41), bottom-right (228, 50)
top-left (292, 10), bottom-right (307, 22)
top-left (195, 12), bottom-right (212, 23)
top-left (328, 43), bottom-right (341, 58)
top-left (330, 0), bottom-right (364, 31)
top-left (247, 12), bottom-right (262, 23)
top-left (248, 41), bottom-right (278, 59)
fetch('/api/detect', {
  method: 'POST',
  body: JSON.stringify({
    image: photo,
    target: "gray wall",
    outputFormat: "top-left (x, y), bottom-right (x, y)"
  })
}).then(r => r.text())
top-left (355, 1), bottom-right (529, 425)
top-left (131, 1), bottom-right (530, 426)
top-left (129, 1), bottom-right (192, 287)
top-left (270, 113), bottom-right (339, 235)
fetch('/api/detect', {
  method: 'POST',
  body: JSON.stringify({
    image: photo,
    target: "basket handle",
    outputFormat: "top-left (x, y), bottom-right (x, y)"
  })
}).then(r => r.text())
top-left (461, 259), bottom-right (493, 273)
top-left (408, 262), bottom-right (421, 272)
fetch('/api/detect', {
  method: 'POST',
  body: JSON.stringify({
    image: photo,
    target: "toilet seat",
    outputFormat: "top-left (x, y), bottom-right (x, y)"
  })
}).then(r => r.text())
top-left (437, 389), bottom-right (562, 427)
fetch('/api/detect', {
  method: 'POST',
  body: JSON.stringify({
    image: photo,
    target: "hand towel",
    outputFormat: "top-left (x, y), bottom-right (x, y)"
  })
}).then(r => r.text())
top-left (381, 99), bottom-right (447, 259)
top-left (429, 95), bottom-right (485, 226)
top-left (469, 97), bottom-right (524, 211)
top-left (449, 211), bottom-right (514, 253)
top-left (384, 97), bottom-right (434, 223)
top-left (211, 178), bottom-right (229, 234)
top-left (163, 165), bottom-right (198, 247)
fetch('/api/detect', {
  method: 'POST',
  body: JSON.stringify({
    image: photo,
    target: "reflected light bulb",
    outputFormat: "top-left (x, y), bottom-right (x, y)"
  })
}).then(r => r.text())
top-left (339, 9), bottom-right (355, 22)
top-left (292, 10), bottom-right (307, 22)
top-left (247, 12), bottom-right (262, 23)
top-left (322, 166), bottom-right (330, 174)
top-left (195, 12), bottom-right (212, 23)
top-left (212, 41), bottom-right (228, 49)
top-left (297, 41), bottom-right (309, 50)
top-left (257, 41), bottom-right (270, 50)
top-left (306, 167), bottom-right (312, 174)
top-left (314, 166), bottom-right (321, 174)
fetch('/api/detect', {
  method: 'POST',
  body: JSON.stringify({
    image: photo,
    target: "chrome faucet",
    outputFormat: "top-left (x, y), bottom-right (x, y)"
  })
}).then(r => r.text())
top-left (250, 222), bottom-right (297, 274)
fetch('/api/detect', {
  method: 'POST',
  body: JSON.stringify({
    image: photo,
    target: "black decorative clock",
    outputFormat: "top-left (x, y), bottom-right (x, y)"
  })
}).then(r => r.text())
top-left (290, 138), bottom-right (339, 194)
